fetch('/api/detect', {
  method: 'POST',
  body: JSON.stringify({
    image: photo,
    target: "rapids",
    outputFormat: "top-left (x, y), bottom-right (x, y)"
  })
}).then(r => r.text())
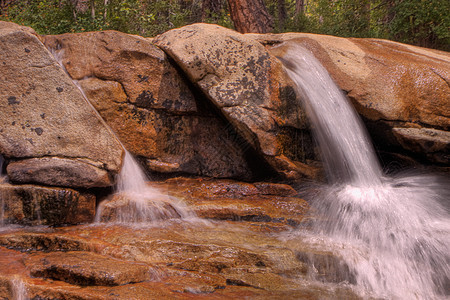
top-left (279, 44), bottom-right (450, 299)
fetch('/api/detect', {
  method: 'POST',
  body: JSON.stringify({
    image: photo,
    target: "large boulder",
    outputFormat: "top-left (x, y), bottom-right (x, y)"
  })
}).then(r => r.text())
top-left (0, 22), bottom-right (124, 188)
top-left (251, 33), bottom-right (450, 166)
top-left (154, 23), bottom-right (319, 180)
top-left (42, 31), bottom-right (262, 180)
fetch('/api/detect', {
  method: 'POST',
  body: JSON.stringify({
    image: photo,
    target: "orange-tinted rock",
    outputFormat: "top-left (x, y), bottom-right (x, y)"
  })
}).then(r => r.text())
top-left (0, 182), bottom-right (95, 226)
top-left (0, 216), bottom-right (361, 299)
top-left (26, 251), bottom-right (157, 286)
top-left (42, 31), bottom-right (258, 180)
top-left (153, 178), bottom-right (309, 226)
top-left (252, 33), bottom-right (450, 165)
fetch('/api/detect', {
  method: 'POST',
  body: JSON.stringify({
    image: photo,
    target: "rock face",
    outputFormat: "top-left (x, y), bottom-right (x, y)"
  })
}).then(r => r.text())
top-left (0, 182), bottom-right (95, 225)
top-left (0, 21), bottom-right (124, 188)
top-left (252, 33), bottom-right (450, 166)
top-left (42, 31), bottom-right (262, 180)
top-left (154, 23), bottom-right (319, 180)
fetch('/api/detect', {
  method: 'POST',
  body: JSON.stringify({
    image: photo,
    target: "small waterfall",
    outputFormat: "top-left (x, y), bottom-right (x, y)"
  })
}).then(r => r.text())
top-left (280, 44), bottom-right (450, 299)
top-left (278, 47), bottom-right (382, 185)
top-left (95, 151), bottom-right (192, 223)
top-left (50, 49), bottom-right (192, 223)
top-left (11, 277), bottom-right (28, 300)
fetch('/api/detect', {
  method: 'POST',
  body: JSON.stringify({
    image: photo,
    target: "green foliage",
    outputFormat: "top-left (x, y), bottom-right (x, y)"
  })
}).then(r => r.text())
top-left (4, 0), bottom-right (75, 34)
top-left (1, 0), bottom-right (448, 51)
top-left (1, 0), bottom-right (208, 36)
top-left (389, 0), bottom-right (450, 50)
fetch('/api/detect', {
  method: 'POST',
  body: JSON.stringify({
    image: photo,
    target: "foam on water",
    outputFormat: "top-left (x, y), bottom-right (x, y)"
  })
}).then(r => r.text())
top-left (95, 151), bottom-right (193, 223)
top-left (279, 44), bottom-right (450, 299)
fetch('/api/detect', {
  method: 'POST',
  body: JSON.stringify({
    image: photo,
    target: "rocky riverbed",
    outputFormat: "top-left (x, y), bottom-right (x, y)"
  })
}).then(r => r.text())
top-left (0, 178), bottom-right (363, 299)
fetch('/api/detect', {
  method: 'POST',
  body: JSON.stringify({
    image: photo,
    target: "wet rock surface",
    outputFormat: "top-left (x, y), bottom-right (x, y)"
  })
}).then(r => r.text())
top-left (27, 251), bottom-right (157, 286)
top-left (0, 21), bottom-right (124, 188)
top-left (155, 178), bottom-right (310, 227)
top-left (0, 182), bottom-right (95, 226)
top-left (0, 178), bottom-right (362, 299)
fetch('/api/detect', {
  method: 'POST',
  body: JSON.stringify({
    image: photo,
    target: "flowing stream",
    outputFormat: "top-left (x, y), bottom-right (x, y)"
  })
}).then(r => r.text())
top-left (279, 44), bottom-right (450, 299)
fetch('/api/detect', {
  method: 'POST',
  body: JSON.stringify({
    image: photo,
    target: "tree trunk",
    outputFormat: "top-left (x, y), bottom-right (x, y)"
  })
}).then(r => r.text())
top-left (295, 0), bottom-right (305, 15)
top-left (104, 0), bottom-right (108, 20)
top-left (90, 0), bottom-right (95, 20)
top-left (277, 0), bottom-right (287, 31)
top-left (227, 0), bottom-right (273, 33)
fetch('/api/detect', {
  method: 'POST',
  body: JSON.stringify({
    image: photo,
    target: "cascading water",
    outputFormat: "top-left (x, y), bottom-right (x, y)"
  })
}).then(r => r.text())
top-left (279, 44), bottom-right (450, 299)
top-left (95, 151), bottom-right (193, 223)
top-left (11, 277), bottom-right (28, 300)
top-left (50, 49), bottom-right (193, 223)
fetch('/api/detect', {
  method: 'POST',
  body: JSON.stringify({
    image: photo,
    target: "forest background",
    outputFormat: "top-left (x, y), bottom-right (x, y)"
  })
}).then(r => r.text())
top-left (0, 0), bottom-right (448, 51)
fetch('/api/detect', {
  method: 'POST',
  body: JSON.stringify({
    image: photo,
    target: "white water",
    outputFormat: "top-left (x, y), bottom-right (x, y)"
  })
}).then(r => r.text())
top-left (95, 151), bottom-right (193, 223)
top-left (50, 49), bottom-right (192, 223)
top-left (280, 44), bottom-right (450, 299)
top-left (11, 277), bottom-right (28, 300)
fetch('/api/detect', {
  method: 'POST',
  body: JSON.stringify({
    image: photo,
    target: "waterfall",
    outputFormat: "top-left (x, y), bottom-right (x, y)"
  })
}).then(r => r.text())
top-left (280, 44), bottom-right (450, 299)
top-left (50, 49), bottom-right (192, 223)
top-left (95, 151), bottom-right (193, 223)
top-left (11, 277), bottom-right (28, 300)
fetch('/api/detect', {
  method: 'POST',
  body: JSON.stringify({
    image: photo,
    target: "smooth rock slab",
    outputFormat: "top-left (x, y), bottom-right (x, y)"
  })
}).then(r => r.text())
top-left (154, 178), bottom-right (309, 226)
top-left (0, 220), bottom-right (362, 299)
top-left (0, 183), bottom-right (95, 226)
top-left (7, 157), bottom-right (112, 188)
top-left (27, 251), bottom-right (156, 286)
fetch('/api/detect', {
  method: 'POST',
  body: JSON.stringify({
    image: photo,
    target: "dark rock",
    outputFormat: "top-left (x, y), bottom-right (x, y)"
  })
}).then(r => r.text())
top-left (0, 182), bottom-right (95, 226)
